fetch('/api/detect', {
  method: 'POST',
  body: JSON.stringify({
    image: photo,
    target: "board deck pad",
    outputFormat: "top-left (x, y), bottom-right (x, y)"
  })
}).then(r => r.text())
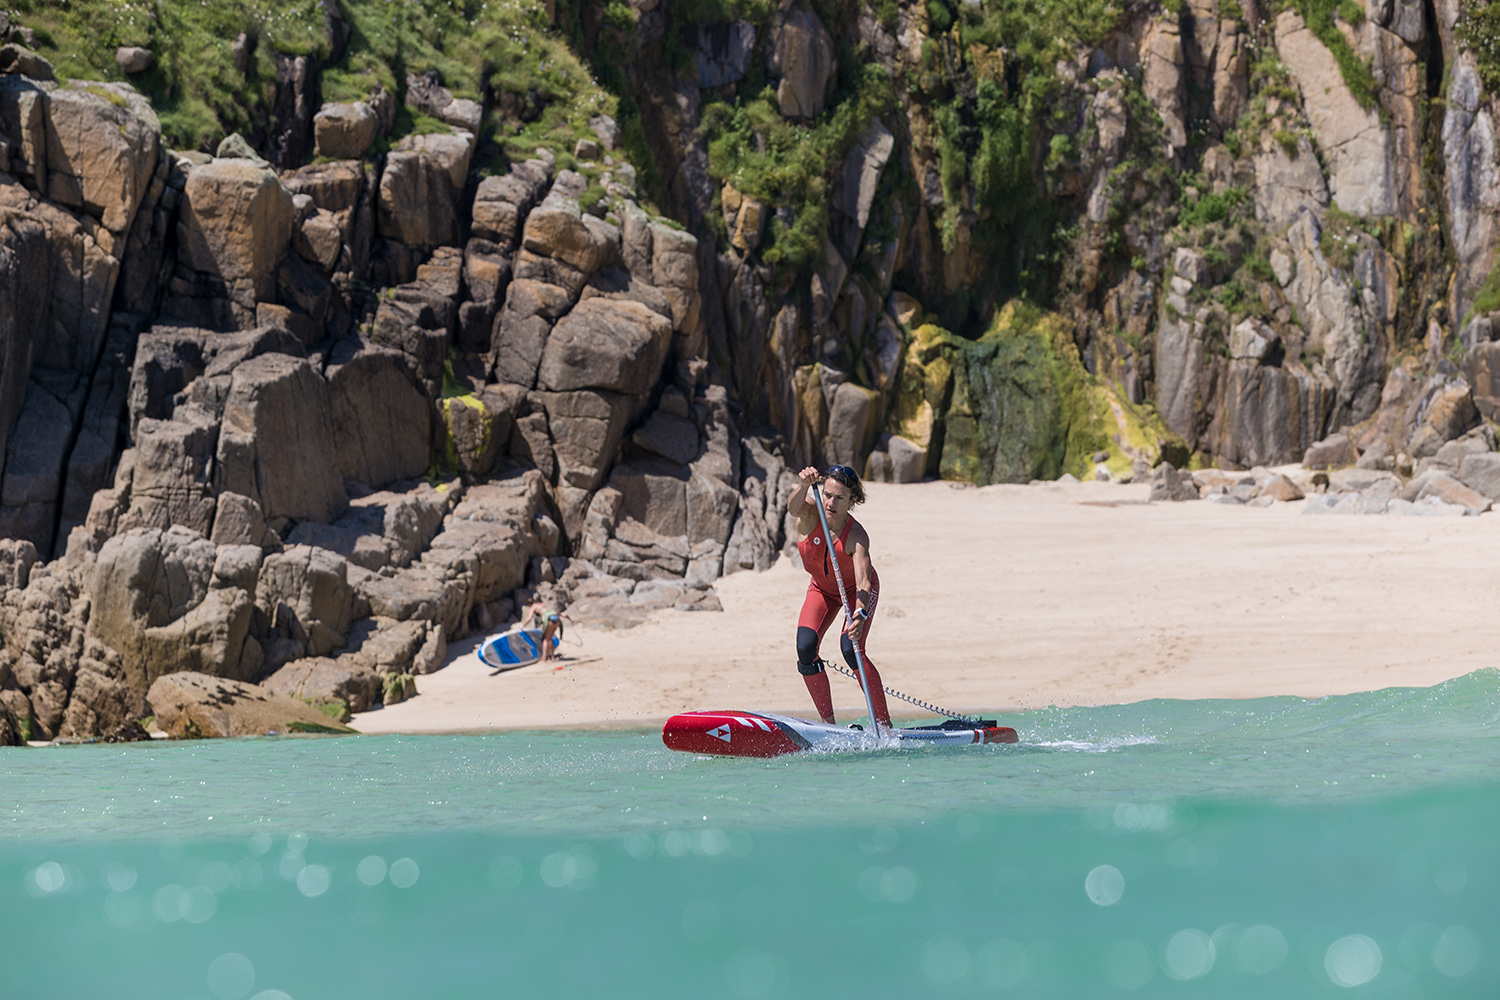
top-left (478, 628), bottom-right (558, 669)
top-left (662, 710), bottom-right (1018, 757)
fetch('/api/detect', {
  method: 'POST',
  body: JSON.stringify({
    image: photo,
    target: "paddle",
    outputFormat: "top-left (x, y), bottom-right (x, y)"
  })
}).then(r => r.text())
top-left (810, 481), bottom-right (884, 734)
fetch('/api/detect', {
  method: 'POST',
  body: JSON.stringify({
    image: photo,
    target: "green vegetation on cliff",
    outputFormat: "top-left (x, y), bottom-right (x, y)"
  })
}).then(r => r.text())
top-left (1459, 0), bottom-right (1500, 94)
top-left (12, 0), bottom-right (612, 161)
top-left (1279, 0), bottom-right (1380, 110)
top-left (912, 0), bottom-right (1161, 328)
top-left (701, 66), bottom-right (895, 272)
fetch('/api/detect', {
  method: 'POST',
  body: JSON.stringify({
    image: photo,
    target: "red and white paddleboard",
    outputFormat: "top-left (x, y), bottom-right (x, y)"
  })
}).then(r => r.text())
top-left (662, 710), bottom-right (1019, 758)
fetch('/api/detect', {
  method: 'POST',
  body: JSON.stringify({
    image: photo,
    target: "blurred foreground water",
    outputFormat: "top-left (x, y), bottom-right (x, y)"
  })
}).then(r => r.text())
top-left (4, 670), bottom-right (1497, 997)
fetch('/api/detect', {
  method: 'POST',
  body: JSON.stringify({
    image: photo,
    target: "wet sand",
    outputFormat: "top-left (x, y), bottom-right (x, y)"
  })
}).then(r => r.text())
top-left (352, 478), bottom-right (1500, 733)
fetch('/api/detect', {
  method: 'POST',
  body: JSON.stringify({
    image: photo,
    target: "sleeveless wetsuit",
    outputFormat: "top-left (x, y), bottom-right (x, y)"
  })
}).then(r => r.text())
top-left (795, 516), bottom-right (891, 727)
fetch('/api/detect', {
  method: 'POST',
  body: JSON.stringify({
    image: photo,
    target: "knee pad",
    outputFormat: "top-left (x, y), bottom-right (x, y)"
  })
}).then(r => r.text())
top-left (840, 632), bottom-right (858, 668)
top-left (796, 626), bottom-right (820, 665)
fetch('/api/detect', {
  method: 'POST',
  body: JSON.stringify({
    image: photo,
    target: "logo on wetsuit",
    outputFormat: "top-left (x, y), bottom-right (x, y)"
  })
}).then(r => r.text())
top-left (813, 537), bottom-right (822, 545)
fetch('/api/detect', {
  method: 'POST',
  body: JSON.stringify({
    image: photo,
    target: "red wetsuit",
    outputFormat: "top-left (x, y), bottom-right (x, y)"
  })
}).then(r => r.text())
top-left (796, 516), bottom-right (892, 727)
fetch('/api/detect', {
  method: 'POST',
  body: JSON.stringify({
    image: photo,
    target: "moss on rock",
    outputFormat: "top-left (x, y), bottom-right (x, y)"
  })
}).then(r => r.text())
top-left (892, 301), bottom-right (1180, 485)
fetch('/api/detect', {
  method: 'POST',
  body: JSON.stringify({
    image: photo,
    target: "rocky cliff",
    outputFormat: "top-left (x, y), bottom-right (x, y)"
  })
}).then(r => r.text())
top-left (3, 0), bottom-right (1500, 739)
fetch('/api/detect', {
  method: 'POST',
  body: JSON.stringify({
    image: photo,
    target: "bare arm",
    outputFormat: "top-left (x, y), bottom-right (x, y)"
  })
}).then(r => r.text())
top-left (788, 466), bottom-right (821, 536)
top-left (847, 525), bottom-right (874, 640)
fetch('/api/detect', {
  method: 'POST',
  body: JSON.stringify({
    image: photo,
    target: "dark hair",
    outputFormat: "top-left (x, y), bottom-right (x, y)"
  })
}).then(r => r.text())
top-left (824, 465), bottom-right (866, 506)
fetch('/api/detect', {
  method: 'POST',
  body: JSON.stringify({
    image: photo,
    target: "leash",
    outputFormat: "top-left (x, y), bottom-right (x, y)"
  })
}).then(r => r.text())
top-left (821, 658), bottom-right (990, 727)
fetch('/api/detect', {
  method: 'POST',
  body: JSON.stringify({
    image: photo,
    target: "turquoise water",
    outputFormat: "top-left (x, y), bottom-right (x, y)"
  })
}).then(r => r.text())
top-left (4, 671), bottom-right (1498, 998)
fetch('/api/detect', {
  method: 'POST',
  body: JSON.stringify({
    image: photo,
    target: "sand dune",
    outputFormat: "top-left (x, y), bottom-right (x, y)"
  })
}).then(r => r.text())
top-left (352, 479), bottom-right (1500, 733)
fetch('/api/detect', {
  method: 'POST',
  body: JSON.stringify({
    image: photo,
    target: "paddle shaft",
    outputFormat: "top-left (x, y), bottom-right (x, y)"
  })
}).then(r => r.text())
top-left (810, 483), bottom-right (882, 730)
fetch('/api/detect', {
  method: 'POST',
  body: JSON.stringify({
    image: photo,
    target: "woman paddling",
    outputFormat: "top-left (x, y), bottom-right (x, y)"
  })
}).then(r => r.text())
top-left (787, 464), bottom-right (893, 729)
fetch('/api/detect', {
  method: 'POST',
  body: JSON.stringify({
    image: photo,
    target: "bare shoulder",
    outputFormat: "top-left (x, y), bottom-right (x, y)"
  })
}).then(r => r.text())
top-left (849, 518), bottom-right (872, 551)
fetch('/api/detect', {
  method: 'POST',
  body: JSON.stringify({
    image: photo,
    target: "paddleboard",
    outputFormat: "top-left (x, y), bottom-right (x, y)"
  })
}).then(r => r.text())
top-left (478, 627), bottom-right (558, 670)
top-left (662, 710), bottom-right (1018, 757)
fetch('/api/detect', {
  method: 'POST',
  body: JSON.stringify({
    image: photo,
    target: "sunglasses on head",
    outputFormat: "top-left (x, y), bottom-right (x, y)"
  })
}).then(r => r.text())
top-left (825, 465), bottom-right (859, 482)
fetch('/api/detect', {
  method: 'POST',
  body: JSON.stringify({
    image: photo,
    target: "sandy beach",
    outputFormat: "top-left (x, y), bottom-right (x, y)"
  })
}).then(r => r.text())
top-left (352, 478), bottom-right (1500, 733)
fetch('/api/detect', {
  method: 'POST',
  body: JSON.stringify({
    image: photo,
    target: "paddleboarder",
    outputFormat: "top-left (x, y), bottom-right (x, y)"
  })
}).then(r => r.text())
top-left (788, 464), bottom-right (893, 728)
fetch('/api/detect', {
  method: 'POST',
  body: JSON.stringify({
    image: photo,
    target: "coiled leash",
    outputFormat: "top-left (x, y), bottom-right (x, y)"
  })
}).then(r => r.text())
top-left (820, 658), bottom-right (991, 728)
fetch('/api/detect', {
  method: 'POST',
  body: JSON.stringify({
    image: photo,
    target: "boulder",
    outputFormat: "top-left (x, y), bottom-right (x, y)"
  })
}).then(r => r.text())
top-left (294, 209), bottom-right (344, 272)
top-left (147, 671), bottom-right (353, 737)
top-left (539, 390), bottom-right (635, 491)
top-left (325, 341), bottom-right (432, 488)
top-left (1416, 471), bottom-right (1492, 515)
top-left (490, 279), bottom-right (571, 387)
top-left (356, 565), bottom-right (467, 635)
top-left (1258, 474), bottom-right (1305, 502)
top-left (101, 720), bottom-right (153, 742)
top-left (887, 434), bottom-right (927, 483)
top-left (119, 414), bottom-right (220, 536)
top-left (46, 83), bottom-right (162, 234)
top-left (826, 382), bottom-right (879, 467)
top-left (282, 159), bottom-right (366, 214)
top-left (210, 492), bottom-right (276, 549)
top-left (370, 282), bottom-right (455, 389)
top-left (1229, 318), bottom-right (1278, 361)
top-left (443, 383), bottom-right (522, 476)
top-left (178, 160), bottom-right (296, 303)
top-left (211, 543), bottom-right (263, 593)
top-left (403, 71), bottom-right (480, 132)
top-left (378, 150), bottom-right (458, 249)
top-left (397, 132), bottom-right (474, 192)
top-left (216, 132), bottom-right (269, 166)
top-left (1142, 17), bottom-right (1186, 149)
top-left (0, 701), bottom-right (20, 746)
top-left (695, 20), bottom-right (757, 87)
top-left (0, 42), bottom-right (56, 81)
top-left (1328, 467), bottom-right (1402, 501)
top-left (471, 155), bottom-right (553, 248)
top-left (1303, 433), bottom-right (1357, 470)
top-left (1212, 20), bottom-right (1249, 127)
top-left (651, 222), bottom-right (703, 337)
top-left (766, 7), bottom-right (836, 120)
top-left (1149, 462), bottom-right (1201, 501)
top-left (115, 46), bottom-right (153, 74)
top-left (537, 298), bottom-right (674, 393)
top-left (214, 353), bottom-right (347, 523)
top-left (522, 190), bottom-right (611, 275)
top-left (88, 527), bottom-right (262, 696)
top-left (313, 101), bottom-right (378, 159)
top-left (335, 617), bottom-right (434, 673)
top-left (599, 516), bottom-right (692, 581)
top-left (1458, 451), bottom-right (1500, 500)
top-left (632, 410), bottom-right (700, 465)
top-left (0, 371), bottom-right (85, 553)
top-left (834, 118), bottom-right (894, 257)
top-left (0, 537), bottom-right (37, 590)
top-left (262, 657), bottom-right (382, 714)
top-left (60, 659), bottom-right (138, 738)
top-left (1407, 381), bottom-right (1479, 458)
top-left (256, 545), bottom-right (356, 657)
top-left (580, 265), bottom-right (674, 321)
